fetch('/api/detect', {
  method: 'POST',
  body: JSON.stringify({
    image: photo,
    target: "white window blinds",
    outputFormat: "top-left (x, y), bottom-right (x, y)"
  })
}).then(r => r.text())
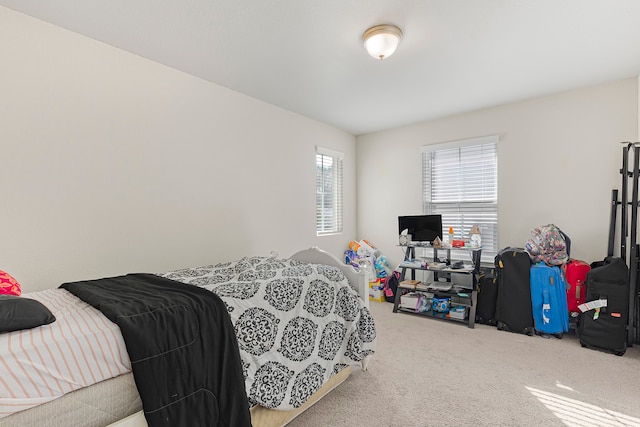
top-left (422, 136), bottom-right (498, 262)
top-left (316, 147), bottom-right (343, 235)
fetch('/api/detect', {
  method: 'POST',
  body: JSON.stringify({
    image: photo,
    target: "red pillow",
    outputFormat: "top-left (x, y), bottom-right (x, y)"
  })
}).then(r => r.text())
top-left (0, 270), bottom-right (21, 296)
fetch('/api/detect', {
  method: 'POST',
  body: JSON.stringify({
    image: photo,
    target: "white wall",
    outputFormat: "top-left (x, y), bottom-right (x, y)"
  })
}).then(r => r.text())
top-left (0, 7), bottom-right (357, 292)
top-left (357, 79), bottom-right (638, 269)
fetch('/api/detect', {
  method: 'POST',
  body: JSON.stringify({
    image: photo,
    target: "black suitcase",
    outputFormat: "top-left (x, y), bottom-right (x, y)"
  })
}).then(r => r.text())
top-left (476, 274), bottom-right (498, 325)
top-left (578, 257), bottom-right (629, 356)
top-left (495, 248), bottom-right (534, 335)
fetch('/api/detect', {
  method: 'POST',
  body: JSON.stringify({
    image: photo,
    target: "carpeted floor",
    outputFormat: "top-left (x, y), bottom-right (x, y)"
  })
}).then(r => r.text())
top-left (290, 301), bottom-right (640, 427)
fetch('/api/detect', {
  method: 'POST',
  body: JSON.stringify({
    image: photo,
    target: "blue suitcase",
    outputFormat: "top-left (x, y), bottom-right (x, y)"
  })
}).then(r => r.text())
top-left (530, 262), bottom-right (569, 338)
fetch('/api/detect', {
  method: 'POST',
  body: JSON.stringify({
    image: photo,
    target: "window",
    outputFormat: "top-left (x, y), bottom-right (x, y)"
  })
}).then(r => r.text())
top-left (316, 147), bottom-right (343, 235)
top-left (422, 135), bottom-right (498, 262)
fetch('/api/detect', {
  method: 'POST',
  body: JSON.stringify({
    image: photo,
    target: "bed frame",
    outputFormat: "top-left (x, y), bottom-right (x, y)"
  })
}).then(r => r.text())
top-left (109, 366), bottom-right (352, 427)
top-left (290, 246), bottom-right (368, 309)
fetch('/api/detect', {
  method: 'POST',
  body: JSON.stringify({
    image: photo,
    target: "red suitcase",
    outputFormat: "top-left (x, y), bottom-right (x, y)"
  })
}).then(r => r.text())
top-left (565, 259), bottom-right (590, 313)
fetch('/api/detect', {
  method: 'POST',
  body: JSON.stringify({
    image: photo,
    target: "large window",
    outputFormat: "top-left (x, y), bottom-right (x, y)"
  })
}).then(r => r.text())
top-left (316, 147), bottom-right (343, 235)
top-left (422, 135), bottom-right (498, 262)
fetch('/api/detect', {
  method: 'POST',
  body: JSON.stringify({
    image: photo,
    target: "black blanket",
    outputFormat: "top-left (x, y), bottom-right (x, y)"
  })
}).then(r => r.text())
top-left (61, 273), bottom-right (252, 427)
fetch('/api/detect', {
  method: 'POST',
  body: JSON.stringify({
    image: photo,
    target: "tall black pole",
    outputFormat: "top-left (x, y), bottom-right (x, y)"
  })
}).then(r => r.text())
top-left (620, 144), bottom-right (631, 262)
top-left (608, 189), bottom-right (618, 257)
top-left (628, 144), bottom-right (639, 346)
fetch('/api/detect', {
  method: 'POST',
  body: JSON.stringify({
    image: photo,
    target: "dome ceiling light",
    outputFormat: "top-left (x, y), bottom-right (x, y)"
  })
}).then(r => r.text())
top-left (362, 24), bottom-right (403, 60)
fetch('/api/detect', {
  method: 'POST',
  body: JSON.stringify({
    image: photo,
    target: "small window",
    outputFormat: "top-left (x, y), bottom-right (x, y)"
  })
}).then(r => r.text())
top-left (316, 147), bottom-right (343, 235)
top-left (422, 136), bottom-right (498, 262)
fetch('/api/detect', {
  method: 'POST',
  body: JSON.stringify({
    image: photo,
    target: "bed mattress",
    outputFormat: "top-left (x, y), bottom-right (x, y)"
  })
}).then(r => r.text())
top-left (0, 373), bottom-right (141, 427)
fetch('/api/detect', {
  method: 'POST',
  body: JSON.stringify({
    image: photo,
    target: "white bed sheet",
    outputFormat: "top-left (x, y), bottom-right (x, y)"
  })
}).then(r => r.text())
top-left (0, 289), bottom-right (131, 418)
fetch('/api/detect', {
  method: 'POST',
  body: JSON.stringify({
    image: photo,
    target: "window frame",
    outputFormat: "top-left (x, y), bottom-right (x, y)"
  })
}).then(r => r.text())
top-left (422, 135), bottom-right (498, 263)
top-left (316, 146), bottom-right (344, 236)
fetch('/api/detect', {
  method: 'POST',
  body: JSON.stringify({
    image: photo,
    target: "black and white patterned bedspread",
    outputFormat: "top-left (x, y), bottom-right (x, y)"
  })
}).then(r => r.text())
top-left (159, 256), bottom-right (376, 410)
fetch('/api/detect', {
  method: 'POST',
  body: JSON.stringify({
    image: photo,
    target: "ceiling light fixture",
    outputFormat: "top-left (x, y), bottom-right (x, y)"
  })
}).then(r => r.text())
top-left (362, 24), bottom-right (403, 60)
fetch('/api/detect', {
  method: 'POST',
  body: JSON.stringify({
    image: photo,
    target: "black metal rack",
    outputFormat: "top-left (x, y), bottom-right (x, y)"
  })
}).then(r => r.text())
top-left (608, 142), bottom-right (640, 345)
top-left (393, 244), bottom-right (481, 328)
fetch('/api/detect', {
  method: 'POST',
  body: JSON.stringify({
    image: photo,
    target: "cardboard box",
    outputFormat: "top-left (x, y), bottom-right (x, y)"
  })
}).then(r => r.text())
top-left (448, 305), bottom-right (468, 320)
top-left (368, 281), bottom-right (385, 302)
top-left (400, 292), bottom-right (420, 310)
top-left (399, 279), bottom-right (421, 290)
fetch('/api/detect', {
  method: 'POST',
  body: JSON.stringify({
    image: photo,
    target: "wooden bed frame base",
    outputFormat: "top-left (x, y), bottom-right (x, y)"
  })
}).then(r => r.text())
top-left (109, 366), bottom-right (352, 427)
top-left (249, 365), bottom-right (351, 426)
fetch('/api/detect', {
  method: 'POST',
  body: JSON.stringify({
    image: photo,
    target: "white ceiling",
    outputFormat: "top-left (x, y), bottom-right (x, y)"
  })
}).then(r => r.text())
top-left (2, 0), bottom-right (640, 135)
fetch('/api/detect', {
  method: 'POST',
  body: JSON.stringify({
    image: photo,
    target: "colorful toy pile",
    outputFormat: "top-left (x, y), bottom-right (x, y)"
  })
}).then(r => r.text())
top-left (345, 240), bottom-right (391, 302)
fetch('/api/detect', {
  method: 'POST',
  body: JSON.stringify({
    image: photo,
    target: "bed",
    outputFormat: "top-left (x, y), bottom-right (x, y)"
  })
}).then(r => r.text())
top-left (0, 247), bottom-right (375, 427)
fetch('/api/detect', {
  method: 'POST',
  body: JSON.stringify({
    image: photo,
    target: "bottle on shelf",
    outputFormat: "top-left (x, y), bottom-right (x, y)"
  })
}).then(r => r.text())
top-left (448, 226), bottom-right (454, 248)
top-left (470, 224), bottom-right (482, 248)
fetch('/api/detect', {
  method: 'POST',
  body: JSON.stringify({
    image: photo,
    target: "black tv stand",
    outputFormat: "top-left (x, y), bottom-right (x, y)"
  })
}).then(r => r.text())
top-left (393, 244), bottom-right (481, 328)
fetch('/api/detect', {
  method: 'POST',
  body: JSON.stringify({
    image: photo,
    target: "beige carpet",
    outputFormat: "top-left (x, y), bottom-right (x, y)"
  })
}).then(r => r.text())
top-left (290, 302), bottom-right (640, 427)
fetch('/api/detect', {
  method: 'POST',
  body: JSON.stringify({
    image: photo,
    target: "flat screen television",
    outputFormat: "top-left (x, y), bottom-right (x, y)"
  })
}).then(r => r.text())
top-left (398, 215), bottom-right (443, 243)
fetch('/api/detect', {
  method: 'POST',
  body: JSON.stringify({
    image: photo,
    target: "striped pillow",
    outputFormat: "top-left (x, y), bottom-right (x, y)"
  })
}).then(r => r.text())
top-left (0, 270), bottom-right (21, 296)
